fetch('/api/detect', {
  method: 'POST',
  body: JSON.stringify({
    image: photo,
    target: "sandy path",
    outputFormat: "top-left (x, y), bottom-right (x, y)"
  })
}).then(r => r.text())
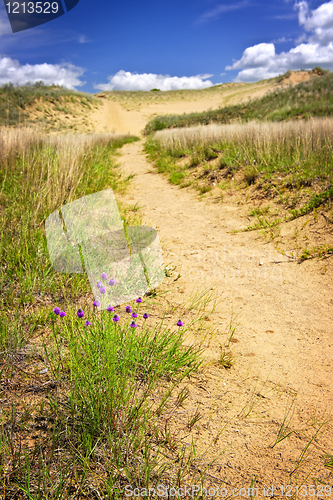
top-left (88, 75), bottom-right (332, 485)
top-left (91, 82), bottom-right (276, 135)
top-left (116, 140), bottom-right (333, 486)
top-left (119, 140), bottom-right (333, 413)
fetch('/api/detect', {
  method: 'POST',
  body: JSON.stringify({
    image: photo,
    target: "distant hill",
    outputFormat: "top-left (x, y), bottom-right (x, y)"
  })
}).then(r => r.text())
top-left (1, 68), bottom-right (332, 134)
top-left (0, 81), bottom-right (100, 132)
top-left (144, 68), bottom-right (333, 134)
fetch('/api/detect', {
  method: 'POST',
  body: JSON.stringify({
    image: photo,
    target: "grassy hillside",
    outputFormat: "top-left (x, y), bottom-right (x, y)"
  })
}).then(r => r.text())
top-left (144, 68), bottom-right (333, 134)
top-left (0, 81), bottom-right (100, 131)
top-left (145, 119), bottom-right (333, 260)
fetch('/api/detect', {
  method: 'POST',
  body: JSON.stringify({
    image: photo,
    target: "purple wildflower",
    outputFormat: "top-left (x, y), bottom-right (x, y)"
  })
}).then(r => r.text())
top-left (106, 305), bottom-right (114, 312)
top-left (126, 306), bottom-right (131, 313)
top-left (99, 287), bottom-right (106, 294)
top-left (113, 314), bottom-right (120, 322)
top-left (101, 272), bottom-right (108, 280)
top-left (93, 300), bottom-right (100, 307)
top-left (96, 281), bottom-right (103, 289)
top-left (53, 307), bottom-right (61, 315)
top-left (131, 312), bottom-right (138, 318)
top-left (77, 308), bottom-right (84, 318)
top-left (143, 312), bottom-right (149, 319)
top-left (59, 311), bottom-right (66, 318)
top-left (177, 319), bottom-right (183, 327)
top-left (108, 278), bottom-right (115, 286)
top-left (130, 321), bottom-right (137, 328)
top-left (136, 297), bottom-right (143, 303)
top-left (85, 321), bottom-right (91, 327)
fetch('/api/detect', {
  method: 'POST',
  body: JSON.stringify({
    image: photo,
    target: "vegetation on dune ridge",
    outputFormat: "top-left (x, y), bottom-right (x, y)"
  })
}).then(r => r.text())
top-left (144, 68), bottom-right (333, 134)
top-left (0, 81), bottom-right (98, 127)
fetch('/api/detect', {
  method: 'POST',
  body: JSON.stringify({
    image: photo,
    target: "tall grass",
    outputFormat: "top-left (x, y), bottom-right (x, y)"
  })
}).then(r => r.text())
top-left (149, 118), bottom-right (333, 183)
top-left (153, 118), bottom-right (333, 174)
top-left (0, 127), bottom-right (139, 350)
top-left (145, 118), bottom-right (333, 220)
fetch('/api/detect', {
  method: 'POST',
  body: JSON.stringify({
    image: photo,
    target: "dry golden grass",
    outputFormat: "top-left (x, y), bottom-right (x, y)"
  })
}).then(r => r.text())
top-left (153, 117), bottom-right (333, 155)
top-left (0, 127), bottom-right (135, 219)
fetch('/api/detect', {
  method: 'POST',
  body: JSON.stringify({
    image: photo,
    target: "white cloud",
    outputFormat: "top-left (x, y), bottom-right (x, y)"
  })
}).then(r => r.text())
top-left (226, 43), bottom-right (276, 71)
top-left (226, 0), bottom-right (333, 82)
top-left (271, 36), bottom-right (293, 44)
top-left (196, 1), bottom-right (248, 24)
top-left (78, 35), bottom-right (89, 44)
top-left (298, 0), bottom-right (333, 45)
top-left (0, 56), bottom-right (86, 88)
top-left (94, 70), bottom-right (214, 91)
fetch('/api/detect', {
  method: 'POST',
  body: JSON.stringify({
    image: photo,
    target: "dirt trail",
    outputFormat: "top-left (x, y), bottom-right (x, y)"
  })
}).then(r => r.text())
top-left (91, 81), bottom-right (276, 135)
top-left (119, 139), bottom-right (333, 407)
top-left (90, 75), bottom-right (332, 486)
top-left (117, 139), bottom-right (333, 488)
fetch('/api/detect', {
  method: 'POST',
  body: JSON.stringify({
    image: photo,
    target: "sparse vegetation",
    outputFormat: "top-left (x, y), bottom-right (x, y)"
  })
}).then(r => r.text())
top-left (0, 82), bottom-right (99, 130)
top-left (144, 69), bottom-right (333, 134)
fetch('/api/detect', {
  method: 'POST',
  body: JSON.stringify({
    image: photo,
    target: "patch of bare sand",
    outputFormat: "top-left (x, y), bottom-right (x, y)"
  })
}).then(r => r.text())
top-left (116, 139), bottom-right (333, 491)
top-left (277, 70), bottom-right (318, 88)
top-left (90, 82), bottom-right (275, 135)
top-left (90, 71), bottom-right (319, 136)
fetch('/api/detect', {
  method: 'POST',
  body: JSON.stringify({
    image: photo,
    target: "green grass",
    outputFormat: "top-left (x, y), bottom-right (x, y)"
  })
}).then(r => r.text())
top-left (0, 130), bottom-right (139, 345)
top-left (0, 128), bottom-right (217, 497)
top-left (0, 81), bottom-right (98, 127)
top-left (0, 300), bottom-right (209, 497)
top-left (6, 307), bottom-right (203, 497)
top-left (144, 69), bottom-right (333, 134)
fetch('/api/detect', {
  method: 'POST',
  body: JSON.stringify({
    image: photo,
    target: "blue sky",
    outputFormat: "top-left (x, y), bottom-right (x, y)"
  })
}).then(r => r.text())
top-left (0, 0), bottom-right (332, 93)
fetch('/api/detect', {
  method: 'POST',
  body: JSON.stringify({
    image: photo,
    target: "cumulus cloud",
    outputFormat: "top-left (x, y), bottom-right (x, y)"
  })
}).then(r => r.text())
top-left (94, 70), bottom-right (214, 91)
top-left (226, 0), bottom-right (333, 82)
top-left (0, 56), bottom-right (86, 88)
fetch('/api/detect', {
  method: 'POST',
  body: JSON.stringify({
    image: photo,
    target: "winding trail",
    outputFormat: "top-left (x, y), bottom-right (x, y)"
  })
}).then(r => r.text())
top-left (119, 139), bottom-right (333, 415)
top-left (116, 140), bottom-right (333, 485)
top-left (88, 80), bottom-right (333, 484)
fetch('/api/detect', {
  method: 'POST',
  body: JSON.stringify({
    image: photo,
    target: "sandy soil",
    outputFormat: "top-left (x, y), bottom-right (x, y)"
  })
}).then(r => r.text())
top-left (89, 72), bottom-right (333, 491)
top-left (277, 70), bottom-right (317, 87)
top-left (91, 81), bottom-right (277, 136)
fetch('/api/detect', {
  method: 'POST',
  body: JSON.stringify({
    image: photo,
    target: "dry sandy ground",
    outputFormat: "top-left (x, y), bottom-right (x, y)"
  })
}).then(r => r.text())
top-left (90, 81), bottom-right (276, 136)
top-left (90, 72), bottom-right (332, 493)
